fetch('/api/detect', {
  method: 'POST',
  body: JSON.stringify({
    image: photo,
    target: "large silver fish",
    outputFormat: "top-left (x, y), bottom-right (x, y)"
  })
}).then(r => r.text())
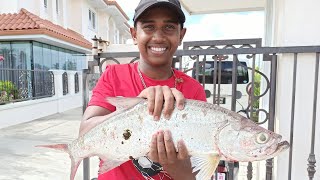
top-left (37, 97), bottom-right (289, 180)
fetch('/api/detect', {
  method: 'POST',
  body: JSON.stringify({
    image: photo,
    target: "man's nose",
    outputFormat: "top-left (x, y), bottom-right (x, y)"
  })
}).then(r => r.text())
top-left (152, 29), bottom-right (165, 41)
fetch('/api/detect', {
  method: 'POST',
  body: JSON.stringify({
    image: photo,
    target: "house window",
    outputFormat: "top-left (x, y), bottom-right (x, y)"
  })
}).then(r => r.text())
top-left (56, 0), bottom-right (59, 14)
top-left (44, 0), bottom-right (48, 8)
top-left (89, 9), bottom-right (96, 29)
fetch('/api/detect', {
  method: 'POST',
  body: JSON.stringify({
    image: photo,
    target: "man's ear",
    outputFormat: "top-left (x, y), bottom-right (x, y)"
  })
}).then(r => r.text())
top-left (130, 27), bottom-right (138, 45)
top-left (179, 28), bottom-right (187, 45)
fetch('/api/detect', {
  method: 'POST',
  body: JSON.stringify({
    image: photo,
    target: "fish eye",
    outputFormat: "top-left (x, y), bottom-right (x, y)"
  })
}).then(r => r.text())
top-left (256, 132), bottom-right (269, 144)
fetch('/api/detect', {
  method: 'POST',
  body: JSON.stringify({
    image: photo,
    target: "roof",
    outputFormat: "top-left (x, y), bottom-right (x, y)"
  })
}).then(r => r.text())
top-left (180, 0), bottom-right (265, 15)
top-left (0, 8), bottom-right (92, 49)
top-left (103, 0), bottom-right (130, 20)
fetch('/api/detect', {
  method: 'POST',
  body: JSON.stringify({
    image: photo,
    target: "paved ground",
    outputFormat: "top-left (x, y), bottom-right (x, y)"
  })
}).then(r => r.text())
top-left (0, 107), bottom-right (99, 180)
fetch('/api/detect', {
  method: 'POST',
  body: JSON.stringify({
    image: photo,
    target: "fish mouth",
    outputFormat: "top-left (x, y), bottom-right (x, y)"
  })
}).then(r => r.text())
top-left (247, 140), bottom-right (290, 161)
top-left (275, 141), bottom-right (290, 152)
top-left (267, 140), bottom-right (290, 157)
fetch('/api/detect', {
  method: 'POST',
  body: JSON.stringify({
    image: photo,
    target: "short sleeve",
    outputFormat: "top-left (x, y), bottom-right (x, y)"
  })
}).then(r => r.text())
top-left (194, 85), bottom-right (207, 102)
top-left (88, 65), bottom-right (116, 112)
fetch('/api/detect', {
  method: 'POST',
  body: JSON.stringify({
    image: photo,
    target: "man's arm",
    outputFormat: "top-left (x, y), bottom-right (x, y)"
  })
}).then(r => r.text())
top-left (79, 106), bottom-right (112, 136)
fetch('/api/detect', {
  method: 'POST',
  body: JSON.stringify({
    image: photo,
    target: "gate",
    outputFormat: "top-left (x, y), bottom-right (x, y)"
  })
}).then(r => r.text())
top-left (82, 38), bottom-right (319, 180)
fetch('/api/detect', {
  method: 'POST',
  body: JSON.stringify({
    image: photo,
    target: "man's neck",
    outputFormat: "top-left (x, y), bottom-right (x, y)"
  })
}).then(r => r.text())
top-left (138, 61), bottom-right (173, 80)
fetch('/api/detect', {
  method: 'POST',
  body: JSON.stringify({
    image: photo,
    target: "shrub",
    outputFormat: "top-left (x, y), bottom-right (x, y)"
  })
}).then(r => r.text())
top-left (250, 67), bottom-right (261, 122)
top-left (0, 81), bottom-right (18, 103)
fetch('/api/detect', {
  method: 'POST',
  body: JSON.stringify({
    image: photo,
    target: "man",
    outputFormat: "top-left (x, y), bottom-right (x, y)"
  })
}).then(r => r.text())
top-left (79, 0), bottom-right (206, 179)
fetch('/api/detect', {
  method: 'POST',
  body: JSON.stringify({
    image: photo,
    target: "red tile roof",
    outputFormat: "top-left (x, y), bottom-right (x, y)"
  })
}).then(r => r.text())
top-left (0, 8), bottom-right (92, 49)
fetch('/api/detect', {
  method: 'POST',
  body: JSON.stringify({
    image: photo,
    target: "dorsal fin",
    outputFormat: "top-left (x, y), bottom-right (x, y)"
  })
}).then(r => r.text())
top-left (106, 97), bottom-right (145, 111)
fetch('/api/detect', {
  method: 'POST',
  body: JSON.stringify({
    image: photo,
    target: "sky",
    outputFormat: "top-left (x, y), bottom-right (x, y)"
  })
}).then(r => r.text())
top-left (116, 0), bottom-right (265, 42)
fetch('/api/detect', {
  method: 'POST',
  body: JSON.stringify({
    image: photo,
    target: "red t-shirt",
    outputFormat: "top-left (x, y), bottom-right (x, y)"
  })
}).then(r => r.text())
top-left (88, 62), bottom-right (206, 180)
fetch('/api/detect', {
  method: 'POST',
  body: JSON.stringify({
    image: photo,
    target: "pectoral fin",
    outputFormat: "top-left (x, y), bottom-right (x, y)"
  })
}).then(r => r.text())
top-left (190, 152), bottom-right (221, 180)
top-left (106, 97), bottom-right (145, 110)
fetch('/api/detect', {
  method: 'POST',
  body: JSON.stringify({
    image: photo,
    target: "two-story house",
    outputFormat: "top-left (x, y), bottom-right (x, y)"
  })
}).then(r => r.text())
top-left (0, 0), bottom-right (131, 128)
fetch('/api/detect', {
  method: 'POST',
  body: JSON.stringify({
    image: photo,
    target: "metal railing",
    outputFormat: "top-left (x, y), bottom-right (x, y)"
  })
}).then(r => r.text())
top-left (82, 38), bottom-right (319, 180)
top-left (62, 72), bottom-right (68, 95)
top-left (0, 68), bottom-right (54, 104)
top-left (75, 72), bottom-right (79, 94)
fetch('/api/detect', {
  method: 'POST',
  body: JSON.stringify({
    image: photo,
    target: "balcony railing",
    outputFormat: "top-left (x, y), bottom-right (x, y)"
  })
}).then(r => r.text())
top-left (0, 68), bottom-right (54, 104)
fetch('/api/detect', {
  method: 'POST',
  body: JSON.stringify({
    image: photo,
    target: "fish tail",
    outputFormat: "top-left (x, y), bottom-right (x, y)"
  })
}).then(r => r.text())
top-left (36, 144), bottom-right (82, 180)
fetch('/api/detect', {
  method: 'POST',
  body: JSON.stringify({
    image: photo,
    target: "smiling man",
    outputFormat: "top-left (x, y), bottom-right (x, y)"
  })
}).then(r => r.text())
top-left (79, 0), bottom-right (206, 179)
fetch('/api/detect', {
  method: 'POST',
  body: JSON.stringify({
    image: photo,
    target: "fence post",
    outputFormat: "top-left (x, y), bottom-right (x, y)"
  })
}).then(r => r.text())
top-left (266, 54), bottom-right (277, 180)
top-left (82, 68), bottom-right (90, 180)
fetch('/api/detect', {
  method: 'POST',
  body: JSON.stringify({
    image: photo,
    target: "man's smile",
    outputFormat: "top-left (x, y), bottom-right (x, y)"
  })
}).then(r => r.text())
top-left (149, 46), bottom-right (167, 55)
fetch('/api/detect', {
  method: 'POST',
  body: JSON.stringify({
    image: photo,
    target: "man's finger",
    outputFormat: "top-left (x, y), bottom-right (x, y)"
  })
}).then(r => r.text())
top-left (153, 86), bottom-right (164, 120)
top-left (157, 130), bottom-right (167, 164)
top-left (162, 86), bottom-right (174, 119)
top-left (138, 88), bottom-right (155, 115)
top-left (171, 88), bottom-right (185, 110)
top-left (164, 130), bottom-right (177, 163)
top-left (177, 139), bottom-right (189, 160)
top-left (148, 132), bottom-right (159, 162)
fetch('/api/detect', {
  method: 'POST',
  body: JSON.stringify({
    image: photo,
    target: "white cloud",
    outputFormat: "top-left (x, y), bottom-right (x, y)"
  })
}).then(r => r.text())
top-left (184, 12), bottom-right (265, 41)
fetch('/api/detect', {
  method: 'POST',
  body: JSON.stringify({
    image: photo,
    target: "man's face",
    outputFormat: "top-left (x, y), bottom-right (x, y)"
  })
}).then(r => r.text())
top-left (130, 6), bottom-right (186, 67)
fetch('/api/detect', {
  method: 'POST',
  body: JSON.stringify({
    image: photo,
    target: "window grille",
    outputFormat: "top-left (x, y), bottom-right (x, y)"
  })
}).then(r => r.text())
top-left (75, 72), bottom-right (79, 93)
top-left (62, 72), bottom-right (68, 95)
top-left (44, 0), bottom-right (48, 8)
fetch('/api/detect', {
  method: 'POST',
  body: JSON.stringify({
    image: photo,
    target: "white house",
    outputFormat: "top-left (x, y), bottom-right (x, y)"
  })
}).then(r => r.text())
top-left (0, 0), bottom-right (131, 129)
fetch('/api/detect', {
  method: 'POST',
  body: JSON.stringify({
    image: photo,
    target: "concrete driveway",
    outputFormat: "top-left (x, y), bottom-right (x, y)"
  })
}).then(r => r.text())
top-left (0, 107), bottom-right (99, 180)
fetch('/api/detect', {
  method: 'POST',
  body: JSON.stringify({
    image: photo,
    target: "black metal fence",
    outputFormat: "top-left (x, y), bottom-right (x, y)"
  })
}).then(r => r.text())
top-left (82, 39), bottom-right (319, 180)
top-left (75, 72), bottom-right (79, 94)
top-left (0, 68), bottom-right (54, 104)
top-left (62, 72), bottom-right (68, 95)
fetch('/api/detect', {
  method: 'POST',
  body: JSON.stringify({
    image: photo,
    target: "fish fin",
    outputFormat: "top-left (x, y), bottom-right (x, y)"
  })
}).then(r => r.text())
top-left (36, 144), bottom-right (68, 152)
top-left (190, 152), bottom-right (221, 180)
top-left (99, 159), bottom-right (125, 174)
top-left (36, 144), bottom-right (82, 180)
top-left (106, 97), bottom-right (145, 110)
top-left (70, 158), bottom-right (82, 180)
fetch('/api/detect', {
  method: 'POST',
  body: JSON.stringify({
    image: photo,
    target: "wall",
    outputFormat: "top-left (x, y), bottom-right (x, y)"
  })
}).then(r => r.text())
top-left (0, 71), bottom-right (84, 129)
top-left (272, 0), bottom-right (320, 179)
top-left (97, 11), bottom-right (111, 41)
top-left (83, 3), bottom-right (98, 42)
top-left (0, 0), bottom-right (39, 14)
top-left (67, 0), bottom-right (84, 35)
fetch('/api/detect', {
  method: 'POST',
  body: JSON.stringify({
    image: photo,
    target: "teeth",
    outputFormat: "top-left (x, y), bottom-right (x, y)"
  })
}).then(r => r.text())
top-left (150, 47), bottom-right (166, 52)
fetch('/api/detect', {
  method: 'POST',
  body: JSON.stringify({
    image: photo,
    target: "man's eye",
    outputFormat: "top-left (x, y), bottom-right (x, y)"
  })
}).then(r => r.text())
top-left (164, 25), bottom-right (176, 30)
top-left (143, 25), bottom-right (155, 31)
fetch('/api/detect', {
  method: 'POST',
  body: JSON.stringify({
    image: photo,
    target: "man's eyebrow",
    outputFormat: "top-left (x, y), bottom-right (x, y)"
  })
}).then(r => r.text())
top-left (140, 19), bottom-right (179, 24)
top-left (140, 20), bottom-right (154, 24)
top-left (164, 19), bottom-right (179, 24)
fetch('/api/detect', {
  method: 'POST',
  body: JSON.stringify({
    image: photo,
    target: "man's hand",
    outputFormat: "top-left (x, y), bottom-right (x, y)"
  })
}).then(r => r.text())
top-left (138, 86), bottom-right (185, 120)
top-left (148, 130), bottom-right (195, 180)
